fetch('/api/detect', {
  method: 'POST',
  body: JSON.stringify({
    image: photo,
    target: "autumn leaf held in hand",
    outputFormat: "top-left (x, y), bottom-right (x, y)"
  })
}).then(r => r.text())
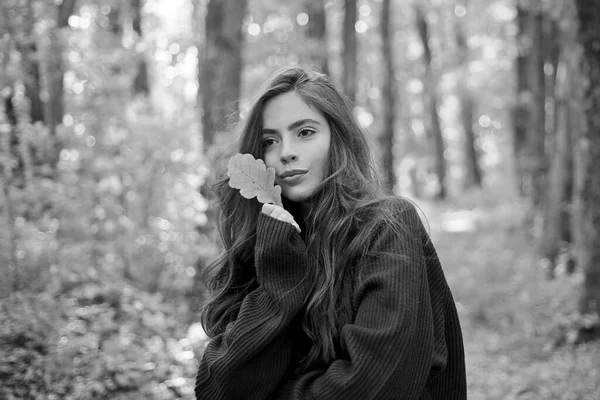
top-left (227, 153), bottom-right (283, 206)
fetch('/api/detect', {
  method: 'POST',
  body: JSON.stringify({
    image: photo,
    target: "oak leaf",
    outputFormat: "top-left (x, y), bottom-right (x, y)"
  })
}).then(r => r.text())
top-left (227, 153), bottom-right (282, 206)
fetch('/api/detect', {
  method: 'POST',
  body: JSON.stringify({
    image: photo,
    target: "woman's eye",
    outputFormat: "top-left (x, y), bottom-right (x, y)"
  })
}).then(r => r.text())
top-left (298, 128), bottom-right (315, 138)
top-left (262, 138), bottom-right (277, 148)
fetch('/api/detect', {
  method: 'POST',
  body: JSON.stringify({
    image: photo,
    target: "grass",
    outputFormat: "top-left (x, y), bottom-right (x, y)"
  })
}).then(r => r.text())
top-left (415, 192), bottom-right (600, 400)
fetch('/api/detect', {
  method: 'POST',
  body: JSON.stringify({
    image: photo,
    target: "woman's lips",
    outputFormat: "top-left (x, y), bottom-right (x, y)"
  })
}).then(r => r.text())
top-left (279, 170), bottom-right (308, 184)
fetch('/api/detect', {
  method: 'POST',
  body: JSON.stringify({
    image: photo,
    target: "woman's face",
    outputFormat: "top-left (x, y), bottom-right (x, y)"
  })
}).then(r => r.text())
top-left (261, 91), bottom-right (331, 204)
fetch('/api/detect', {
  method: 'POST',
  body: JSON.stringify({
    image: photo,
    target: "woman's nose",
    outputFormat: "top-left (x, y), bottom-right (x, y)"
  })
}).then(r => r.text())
top-left (279, 141), bottom-right (298, 164)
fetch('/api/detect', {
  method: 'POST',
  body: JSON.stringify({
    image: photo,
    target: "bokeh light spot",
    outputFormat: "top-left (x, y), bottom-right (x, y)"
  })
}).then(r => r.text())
top-left (355, 20), bottom-right (368, 34)
top-left (248, 23), bottom-right (261, 36)
top-left (479, 115), bottom-right (492, 128)
top-left (296, 13), bottom-right (309, 26)
top-left (454, 5), bottom-right (467, 18)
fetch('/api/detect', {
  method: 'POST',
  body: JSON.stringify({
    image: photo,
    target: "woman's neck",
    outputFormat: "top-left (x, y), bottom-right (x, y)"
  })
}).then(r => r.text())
top-left (300, 202), bottom-right (311, 221)
top-left (283, 199), bottom-right (310, 234)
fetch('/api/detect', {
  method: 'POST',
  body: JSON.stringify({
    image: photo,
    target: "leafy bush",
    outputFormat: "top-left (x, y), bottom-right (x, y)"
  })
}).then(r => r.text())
top-left (0, 282), bottom-right (201, 400)
top-left (0, 292), bottom-right (58, 399)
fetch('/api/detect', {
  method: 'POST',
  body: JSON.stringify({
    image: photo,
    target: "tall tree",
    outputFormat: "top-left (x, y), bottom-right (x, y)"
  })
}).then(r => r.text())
top-left (106, 2), bottom-right (123, 37)
top-left (544, 17), bottom-right (561, 119)
top-left (200, 0), bottom-right (248, 149)
top-left (342, 0), bottom-right (357, 102)
top-left (415, 4), bottom-right (447, 199)
top-left (538, 9), bottom-right (576, 277)
top-left (379, 0), bottom-right (397, 193)
top-left (528, 6), bottom-right (547, 208)
top-left (131, 0), bottom-right (150, 95)
top-left (454, 1), bottom-right (482, 189)
top-left (573, 0), bottom-right (600, 324)
top-left (303, 0), bottom-right (329, 75)
top-left (0, 6), bottom-right (19, 294)
top-left (1, 2), bottom-right (35, 188)
top-left (513, 2), bottom-right (531, 197)
top-left (191, 0), bottom-right (248, 317)
top-left (46, 0), bottom-right (77, 168)
top-left (13, 0), bottom-right (44, 123)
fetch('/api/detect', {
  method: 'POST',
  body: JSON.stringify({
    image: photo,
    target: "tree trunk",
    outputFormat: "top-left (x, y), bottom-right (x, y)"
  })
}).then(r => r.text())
top-left (0, 98), bottom-right (19, 294)
top-left (342, 0), bottom-right (357, 102)
top-left (131, 0), bottom-right (150, 95)
top-left (539, 47), bottom-right (574, 277)
top-left (1, 87), bottom-right (27, 189)
top-left (455, 4), bottom-right (482, 189)
top-left (107, 4), bottom-right (123, 37)
top-left (1, 1), bottom-right (42, 187)
top-left (200, 0), bottom-right (248, 149)
top-left (528, 8), bottom-right (547, 208)
top-left (379, 0), bottom-right (396, 194)
top-left (303, 0), bottom-right (329, 75)
top-left (46, 0), bottom-right (77, 167)
top-left (17, 0), bottom-right (44, 123)
top-left (513, 3), bottom-right (531, 197)
top-left (401, 100), bottom-right (422, 198)
top-left (544, 17), bottom-right (560, 136)
top-left (192, 0), bottom-right (248, 314)
top-left (0, 172), bottom-right (18, 293)
top-left (574, 0), bottom-right (600, 320)
top-left (197, 0), bottom-right (247, 250)
top-left (415, 4), bottom-right (446, 199)
top-left (0, 9), bottom-right (20, 294)
top-left (538, 9), bottom-right (577, 277)
top-left (460, 90), bottom-right (481, 188)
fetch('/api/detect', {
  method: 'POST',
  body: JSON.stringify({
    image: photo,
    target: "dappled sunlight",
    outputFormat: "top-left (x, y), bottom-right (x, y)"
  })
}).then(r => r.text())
top-left (440, 210), bottom-right (481, 232)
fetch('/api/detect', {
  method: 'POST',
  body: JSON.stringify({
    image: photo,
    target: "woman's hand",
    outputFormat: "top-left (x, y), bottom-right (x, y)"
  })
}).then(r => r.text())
top-left (261, 204), bottom-right (301, 233)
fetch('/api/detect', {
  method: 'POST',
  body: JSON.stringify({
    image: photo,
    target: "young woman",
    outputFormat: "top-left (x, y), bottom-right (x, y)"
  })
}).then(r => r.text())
top-left (195, 67), bottom-right (467, 399)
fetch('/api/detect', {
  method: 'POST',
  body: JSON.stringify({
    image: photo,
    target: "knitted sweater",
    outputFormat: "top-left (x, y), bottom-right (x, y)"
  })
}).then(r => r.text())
top-left (195, 198), bottom-right (467, 400)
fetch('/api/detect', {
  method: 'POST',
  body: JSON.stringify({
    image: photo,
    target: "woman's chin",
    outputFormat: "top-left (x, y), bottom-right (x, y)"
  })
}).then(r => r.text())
top-left (282, 189), bottom-right (314, 205)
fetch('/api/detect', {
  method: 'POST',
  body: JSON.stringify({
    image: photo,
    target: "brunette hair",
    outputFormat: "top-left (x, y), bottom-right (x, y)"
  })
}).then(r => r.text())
top-left (201, 66), bottom-right (407, 370)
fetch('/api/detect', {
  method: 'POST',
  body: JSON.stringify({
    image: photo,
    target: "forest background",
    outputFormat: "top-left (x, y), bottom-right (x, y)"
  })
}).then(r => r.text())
top-left (1, 0), bottom-right (600, 399)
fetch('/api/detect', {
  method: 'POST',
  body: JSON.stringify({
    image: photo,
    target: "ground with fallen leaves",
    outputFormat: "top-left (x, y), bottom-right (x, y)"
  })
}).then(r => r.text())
top-left (417, 191), bottom-right (600, 400)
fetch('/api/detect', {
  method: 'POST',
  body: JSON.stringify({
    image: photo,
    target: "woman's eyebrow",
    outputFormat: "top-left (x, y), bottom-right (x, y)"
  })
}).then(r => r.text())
top-left (262, 118), bottom-right (321, 134)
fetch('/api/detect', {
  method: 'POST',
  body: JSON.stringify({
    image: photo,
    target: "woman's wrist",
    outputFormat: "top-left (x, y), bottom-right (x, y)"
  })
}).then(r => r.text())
top-left (255, 212), bottom-right (309, 302)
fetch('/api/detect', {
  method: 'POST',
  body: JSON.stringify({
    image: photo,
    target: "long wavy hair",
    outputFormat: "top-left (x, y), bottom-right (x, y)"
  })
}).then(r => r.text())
top-left (201, 67), bottom-right (406, 371)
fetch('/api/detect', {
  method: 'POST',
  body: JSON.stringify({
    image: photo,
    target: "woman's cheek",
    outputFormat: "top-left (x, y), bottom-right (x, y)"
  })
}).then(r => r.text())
top-left (263, 152), bottom-right (276, 169)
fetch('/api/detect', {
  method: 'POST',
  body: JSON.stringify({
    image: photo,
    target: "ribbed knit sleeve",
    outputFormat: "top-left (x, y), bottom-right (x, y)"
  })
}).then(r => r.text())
top-left (194, 212), bottom-right (310, 400)
top-left (271, 200), bottom-right (466, 400)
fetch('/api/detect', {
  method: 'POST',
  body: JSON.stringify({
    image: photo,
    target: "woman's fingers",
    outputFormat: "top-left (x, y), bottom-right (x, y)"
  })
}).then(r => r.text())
top-left (289, 221), bottom-right (301, 233)
top-left (261, 204), bottom-right (301, 233)
top-left (275, 212), bottom-right (299, 230)
top-left (262, 203), bottom-right (277, 216)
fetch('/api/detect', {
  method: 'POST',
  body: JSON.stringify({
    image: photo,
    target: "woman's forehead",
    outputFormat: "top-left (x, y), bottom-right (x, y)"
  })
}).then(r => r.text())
top-left (262, 92), bottom-right (326, 129)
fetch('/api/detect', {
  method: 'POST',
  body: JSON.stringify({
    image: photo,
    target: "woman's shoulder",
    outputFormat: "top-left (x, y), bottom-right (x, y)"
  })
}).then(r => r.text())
top-left (380, 195), bottom-right (417, 212)
top-left (368, 196), bottom-right (424, 227)
top-left (354, 196), bottom-right (426, 246)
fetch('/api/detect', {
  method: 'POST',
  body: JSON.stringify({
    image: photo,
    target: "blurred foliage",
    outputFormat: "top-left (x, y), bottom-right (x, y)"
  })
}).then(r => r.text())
top-left (1, 1), bottom-right (208, 398)
top-left (0, 284), bottom-right (197, 399)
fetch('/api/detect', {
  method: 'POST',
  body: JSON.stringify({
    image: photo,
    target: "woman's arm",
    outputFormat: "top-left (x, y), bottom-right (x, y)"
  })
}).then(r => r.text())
top-left (271, 202), bottom-right (464, 400)
top-left (195, 212), bottom-right (309, 400)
